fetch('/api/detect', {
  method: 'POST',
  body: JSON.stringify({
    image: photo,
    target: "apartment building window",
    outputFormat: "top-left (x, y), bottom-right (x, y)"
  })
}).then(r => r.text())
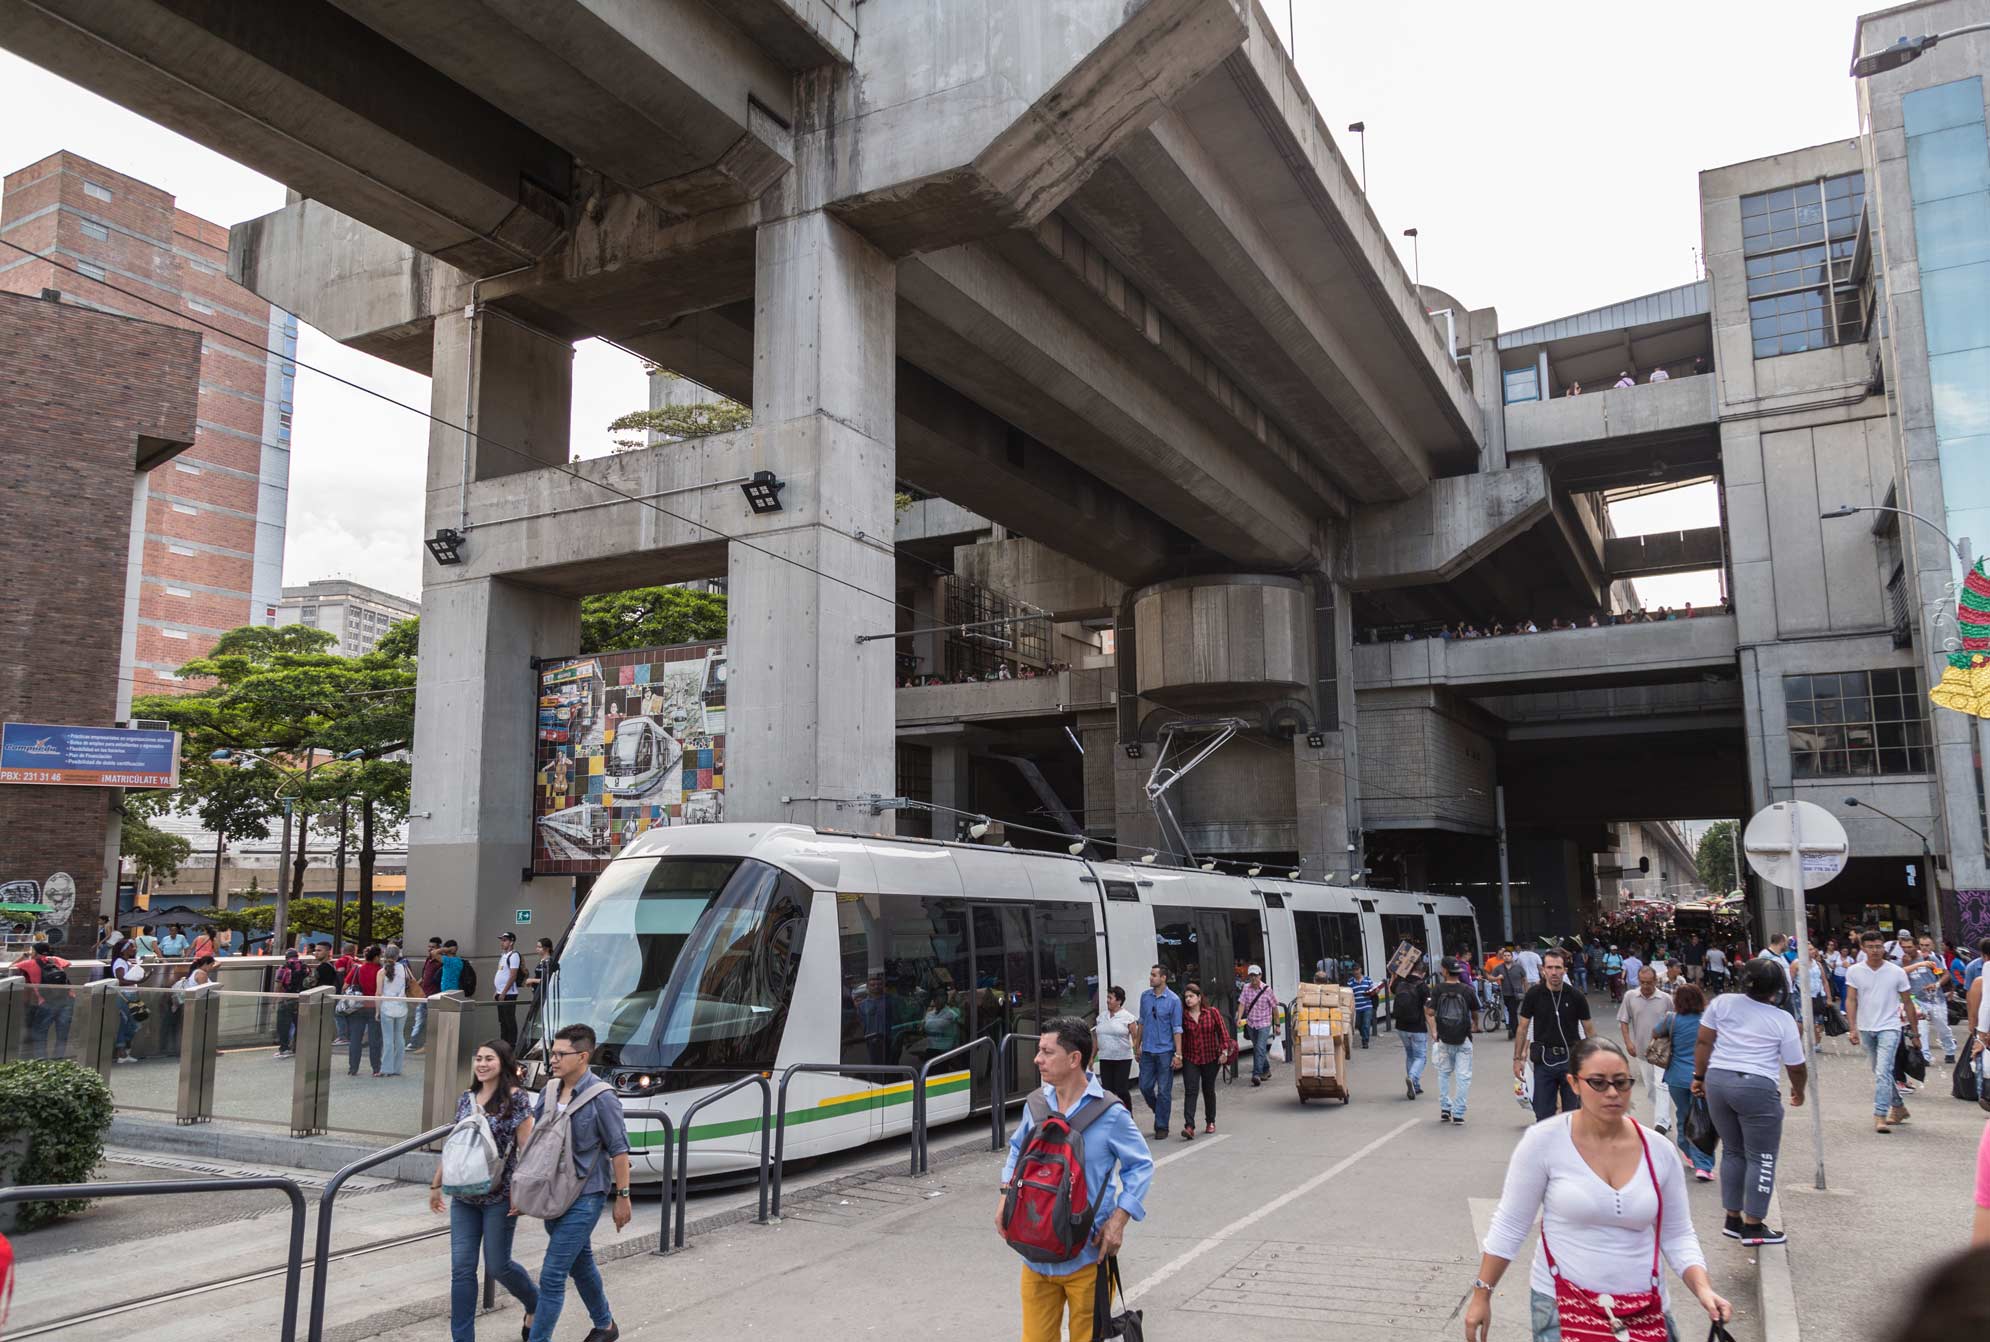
top-left (79, 219), bottom-right (108, 241)
top-left (173, 461), bottom-right (202, 474)
top-left (1502, 365), bottom-right (1540, 404)
top-left (165, 585), bottom-right (192, 598)
top-left (172, 502), bottom-right (197, 514)
top-left (162, 628), bottom-right (189, 641)
top-left (1742, 172), bottom-right (1867, 358)
top-left (1785, 668), bottom-right (1930, 777)
top-left (82, 181), bottom-right (113, 201)
top-left (76, 261), bottom-right (106, 281)
top-left (168, 543), bottom-right (196, 556)
top-left (187, 299), bottom-right (214, 315)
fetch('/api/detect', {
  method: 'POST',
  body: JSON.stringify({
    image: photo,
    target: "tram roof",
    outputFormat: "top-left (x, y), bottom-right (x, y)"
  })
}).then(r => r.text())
top-left (611, 823), bottom-right (1475, 913)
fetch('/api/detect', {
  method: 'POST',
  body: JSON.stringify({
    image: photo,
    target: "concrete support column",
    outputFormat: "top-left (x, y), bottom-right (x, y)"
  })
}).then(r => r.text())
top-left (727, 211), bottom-right (898, 829)
top-left (407, 308), bottom-right (580, 952)
top-left (1299, 572), bottom-right (1359, 881)
top-left (929, 743), bottom-right (974, 827)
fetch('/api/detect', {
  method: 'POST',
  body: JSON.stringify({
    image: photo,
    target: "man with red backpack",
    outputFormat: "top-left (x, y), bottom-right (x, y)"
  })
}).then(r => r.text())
top-left (999, 1017), bottom-right (1155, 1342)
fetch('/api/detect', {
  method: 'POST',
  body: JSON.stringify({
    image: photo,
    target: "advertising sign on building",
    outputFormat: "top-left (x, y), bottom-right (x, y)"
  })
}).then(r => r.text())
top-left (532, 641), bottom-right (726, 874)
top-left (0, 723), bottom-right (180, 787)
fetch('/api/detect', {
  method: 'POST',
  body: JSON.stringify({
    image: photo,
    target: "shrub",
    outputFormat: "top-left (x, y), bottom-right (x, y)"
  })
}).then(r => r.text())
top-left (0, 1059), bottom-right (114, 1228)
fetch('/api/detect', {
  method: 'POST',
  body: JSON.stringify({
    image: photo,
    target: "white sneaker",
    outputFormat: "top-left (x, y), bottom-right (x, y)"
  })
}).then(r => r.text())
top-left (114, 1055), bottom-right (137, 1065)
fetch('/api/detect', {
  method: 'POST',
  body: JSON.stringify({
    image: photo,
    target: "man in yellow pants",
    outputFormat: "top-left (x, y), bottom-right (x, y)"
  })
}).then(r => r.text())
top-left (1001, 1018), bottom-right (1154, 1341)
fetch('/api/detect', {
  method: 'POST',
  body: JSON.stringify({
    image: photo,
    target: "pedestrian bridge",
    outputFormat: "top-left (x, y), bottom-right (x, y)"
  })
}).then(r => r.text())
top-left (1353, 614), bottom-right (1738, 696)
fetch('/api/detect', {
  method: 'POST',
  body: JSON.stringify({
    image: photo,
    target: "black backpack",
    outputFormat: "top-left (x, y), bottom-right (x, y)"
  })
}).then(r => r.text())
top-left (1435, 986), bottom-right (1472, 1045)
top-left (37, 960), bottom-right (69, 987)
top-left (457, 959), bottom-right (478, 998)
top-left (1392, 982), bottom-right (1426, 1030)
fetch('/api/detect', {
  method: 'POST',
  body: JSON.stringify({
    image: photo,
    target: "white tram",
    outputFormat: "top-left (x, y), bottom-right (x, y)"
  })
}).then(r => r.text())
top-left (538, 823), bottom-right (1485, 1181)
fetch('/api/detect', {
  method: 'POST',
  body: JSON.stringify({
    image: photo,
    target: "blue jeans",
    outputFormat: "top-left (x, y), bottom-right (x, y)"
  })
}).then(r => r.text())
top-left (1435, 1039), bottom-right (1472, 1116)
top-left (1246, 1024), bottom-right (1270, 1080)
top-left (1355, 1007), bottom-right (1373, 1045)
top-left (409, 1001), bottom-right (428, 1050)
top-left (1861, 1027), bottom-right (1904, 1116)
top-left (114, 993), bottom-right (139, 1050)
top-left (380, 1009), bottom-right (408, 1075)
top-left (346, 1009), bottom-right (382, 1074)
top-left (528, 1193), bottom-right (611, 1342)
top-left (1666, 1084), bottom-right (1713, 1172)
top-left (1530, 1060), bottom-right (1577, 1122)
top-left (1137, 1050), bottom-right (1174, 1132)
top-left (451, 1198), bottom-right (538, 1342)
top-left (1401, 1030), bottom-right (1428, 1088)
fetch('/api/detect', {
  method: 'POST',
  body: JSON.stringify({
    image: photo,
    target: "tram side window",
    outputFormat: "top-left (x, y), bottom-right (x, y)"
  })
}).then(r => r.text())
top-left (1296, 912), bottom-right (1362, 979)
top-left (1035, 901), bottom-right (1099, 1023)
top-left (1439, 914), bottom-right (1482, 967)
top-left (1379, 914), bottom-right (1428, 971)
top-left (1230, 912), bottom-right (1266, 988)
top-left (839, 894), bottom-right (971, 1069)
top-left (1154, 918), bottom-right (1197, 987)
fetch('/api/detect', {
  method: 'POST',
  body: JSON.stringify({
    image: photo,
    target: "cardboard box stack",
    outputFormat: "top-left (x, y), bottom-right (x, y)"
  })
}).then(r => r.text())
top-left (1294, 982), bottom-right (1353, 1082)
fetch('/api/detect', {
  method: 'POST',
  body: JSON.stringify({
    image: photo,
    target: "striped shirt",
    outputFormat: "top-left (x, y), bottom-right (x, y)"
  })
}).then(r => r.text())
top-left (1348, 976), bottom-right (1376, 1012)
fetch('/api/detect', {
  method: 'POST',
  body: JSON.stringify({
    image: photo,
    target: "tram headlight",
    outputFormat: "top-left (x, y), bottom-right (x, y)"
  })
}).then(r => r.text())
top-left (615, 1071), bottom-right (664, 1096)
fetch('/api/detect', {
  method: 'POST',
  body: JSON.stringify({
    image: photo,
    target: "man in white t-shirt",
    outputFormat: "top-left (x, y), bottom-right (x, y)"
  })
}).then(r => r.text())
top-left (494, 931), bottom-right (522, 1049)
top-left (1845, 928), bottom-right (1922, 1133)
top-left (1514, 946), bottom-right (1543, 987)
top-left (1704, 945), bottom-right (1729, 989)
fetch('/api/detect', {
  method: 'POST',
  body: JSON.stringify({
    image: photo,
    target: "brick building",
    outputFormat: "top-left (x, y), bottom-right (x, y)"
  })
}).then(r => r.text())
top-left (0, 290), bottom-right (202, 946)
top-left (0, 151), bottom-right (297, 695)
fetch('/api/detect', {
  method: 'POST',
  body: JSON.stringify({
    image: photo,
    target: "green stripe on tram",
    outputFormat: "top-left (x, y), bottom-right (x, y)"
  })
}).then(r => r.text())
top-left (626, 1072), bottom-right (974, 1149)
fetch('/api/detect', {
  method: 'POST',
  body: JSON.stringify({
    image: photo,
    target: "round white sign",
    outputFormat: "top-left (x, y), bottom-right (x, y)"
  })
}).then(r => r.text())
top-left (1742, 801), bottom-right (1848, 891)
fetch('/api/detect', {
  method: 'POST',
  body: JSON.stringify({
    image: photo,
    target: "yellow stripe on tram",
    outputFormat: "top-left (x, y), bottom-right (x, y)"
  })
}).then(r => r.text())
top-left (815, 1069), bottom-right (971, 1108)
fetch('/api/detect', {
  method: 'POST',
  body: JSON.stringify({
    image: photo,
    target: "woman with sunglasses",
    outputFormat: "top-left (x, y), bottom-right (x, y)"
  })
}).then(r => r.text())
top-left (1466, 1037), bottom-right (1730, 1342)
top-left (1692, 956), bottom-right (1806, 1247)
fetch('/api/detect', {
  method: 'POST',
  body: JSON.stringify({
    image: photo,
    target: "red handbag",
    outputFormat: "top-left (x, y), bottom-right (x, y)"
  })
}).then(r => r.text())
top-left (1538, 1126), bottom-right (1669, 1342)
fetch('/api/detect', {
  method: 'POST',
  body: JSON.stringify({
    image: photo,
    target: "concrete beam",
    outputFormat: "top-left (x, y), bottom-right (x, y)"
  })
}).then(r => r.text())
top-left (1, 0), bottom-right (571, 275)
top-left (795, 0), bottom-right (1245, 256)
top-left (898, 242), bottom-right (1322, 568)
top-left (1605, 527), bottom-right (1725, 580)
top-left (328, 0), bottom-right (793, 217)
top-left (723, 0), bottom-right (858, 70)
top-left (1349, 461), bottom-right (1549, 590)
top-left (952, 538), bottom-right (1126, 621)
top-left (1503, 375), bottom-right (1718, 454)
top-left (1354, 615), bottom-right (1739, 697)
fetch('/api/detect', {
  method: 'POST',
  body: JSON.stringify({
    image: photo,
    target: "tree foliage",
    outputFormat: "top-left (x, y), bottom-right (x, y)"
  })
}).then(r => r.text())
top-left (609, 401), bottom-right (752, 453)
top-left (1696, 820), bottom-right (1740, 894)
top-left (579, 586), bottom-right (728, 654)
top-left (0, 1060), bottom-right (114, 1228)
top-left (119, 808), bottom-right (191, 883)
top-left (205, 899), bottom-right (403, 944)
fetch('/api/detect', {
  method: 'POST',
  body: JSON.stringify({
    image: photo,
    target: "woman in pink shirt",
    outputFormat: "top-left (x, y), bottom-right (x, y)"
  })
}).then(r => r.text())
top-left (1975, 1121), bottom-right (1990, 1246)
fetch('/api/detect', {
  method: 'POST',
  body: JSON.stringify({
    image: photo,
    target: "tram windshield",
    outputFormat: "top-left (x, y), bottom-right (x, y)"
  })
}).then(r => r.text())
top-left (548, 855), bottom-right (811, 1076)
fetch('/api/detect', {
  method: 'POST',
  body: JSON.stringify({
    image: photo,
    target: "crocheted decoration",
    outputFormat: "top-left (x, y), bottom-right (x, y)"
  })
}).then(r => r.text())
top-left (1932, 560), bottom-right (1990, 716)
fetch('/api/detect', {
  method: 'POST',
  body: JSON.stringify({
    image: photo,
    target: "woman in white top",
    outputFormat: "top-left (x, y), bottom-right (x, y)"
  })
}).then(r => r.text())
top-left (378, 944), bottom-right (412, 1077)
top-left (1093, 985), bottom-right (1138, 1110)
top-left (1467, 1037), bottom-right (1728, 1342)
top-left (109, 938), bottom-right (148, 1063)
top-left (1691, 958), bottom-right (1806, 1246)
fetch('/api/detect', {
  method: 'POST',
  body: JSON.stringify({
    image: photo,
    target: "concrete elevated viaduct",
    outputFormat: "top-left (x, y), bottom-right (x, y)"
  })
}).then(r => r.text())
top-left (3, 0), bottom-right (1750, 943)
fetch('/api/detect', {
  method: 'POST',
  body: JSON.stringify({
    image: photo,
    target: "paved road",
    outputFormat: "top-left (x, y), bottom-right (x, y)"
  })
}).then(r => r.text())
top-left (18, 1002), bottom-right (1981, 1341)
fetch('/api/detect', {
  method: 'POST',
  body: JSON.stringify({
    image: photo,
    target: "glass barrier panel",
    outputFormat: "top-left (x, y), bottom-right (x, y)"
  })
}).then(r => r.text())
top-left (17, 983), bottom-right (85, 1064)
top-left (105, 987), bottom-right (186, 1114)
top-left (209, 990), bottom-right (303, 1133)
top-left (321, 994), bottom-right (428, 1138)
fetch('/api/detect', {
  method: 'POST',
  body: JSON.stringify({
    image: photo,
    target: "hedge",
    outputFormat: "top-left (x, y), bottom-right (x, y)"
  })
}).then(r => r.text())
top-left (0, 1059), bottom-right (114, 1228)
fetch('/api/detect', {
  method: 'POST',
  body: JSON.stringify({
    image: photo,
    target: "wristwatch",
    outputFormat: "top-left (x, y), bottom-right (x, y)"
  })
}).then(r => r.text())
top-left (1473, 1277), bottom-right (1496, 1294)
top-left (613, 1187), bottom-right (631, 1199)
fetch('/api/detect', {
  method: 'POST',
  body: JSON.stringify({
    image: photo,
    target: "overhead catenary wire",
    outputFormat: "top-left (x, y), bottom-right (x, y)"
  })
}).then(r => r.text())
top-left (3, 237), bottom-right (942, 632)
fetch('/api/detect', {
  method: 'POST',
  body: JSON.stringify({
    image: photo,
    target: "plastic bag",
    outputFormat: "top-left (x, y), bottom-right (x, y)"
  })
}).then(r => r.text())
top-left (1684, 1094), bottom-right (1719, 1160)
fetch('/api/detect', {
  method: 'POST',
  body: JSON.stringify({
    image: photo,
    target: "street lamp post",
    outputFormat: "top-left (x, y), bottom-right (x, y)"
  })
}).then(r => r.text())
top-left (1820, 504), bottom-right (1969, 565)
top-left (213, 746), bottom-right (360, 953)
top-left (1844, 796), bottom-right (1947, 951)
top-left (1850, 22), bottom-right (1990, 78)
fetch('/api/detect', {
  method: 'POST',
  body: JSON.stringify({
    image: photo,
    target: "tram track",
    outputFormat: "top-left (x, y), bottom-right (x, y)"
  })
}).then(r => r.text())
top-left (8, 1224), bottom-right (451, 1339)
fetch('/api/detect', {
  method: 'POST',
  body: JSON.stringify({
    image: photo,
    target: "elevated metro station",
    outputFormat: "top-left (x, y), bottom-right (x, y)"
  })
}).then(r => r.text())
top-left (6, 0), bottom-right (1980, 950)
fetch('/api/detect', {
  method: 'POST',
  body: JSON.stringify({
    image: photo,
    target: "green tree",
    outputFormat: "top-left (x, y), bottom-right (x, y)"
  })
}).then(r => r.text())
top-left (579, 586), bottom-right (728, 653)
top-left (118, 806), bottom-right (191, 884)
top-left (608, 384), bottom-right (751, 453)
top-left (1696, 820), bottom-right (1740, 894)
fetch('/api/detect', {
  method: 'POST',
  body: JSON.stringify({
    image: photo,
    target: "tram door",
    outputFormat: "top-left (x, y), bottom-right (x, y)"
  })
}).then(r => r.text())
top-left (969, 903), bottom-right (1035, 1108)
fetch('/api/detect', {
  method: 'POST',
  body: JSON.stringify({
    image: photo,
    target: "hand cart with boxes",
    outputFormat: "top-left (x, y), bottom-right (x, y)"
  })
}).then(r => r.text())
top-left (1291, 981), bottom-right (1353, 1103)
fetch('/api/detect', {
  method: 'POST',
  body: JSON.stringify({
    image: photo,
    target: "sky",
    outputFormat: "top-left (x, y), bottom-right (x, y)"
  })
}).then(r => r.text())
top-left (0, 1), bottom-right (1884, 603)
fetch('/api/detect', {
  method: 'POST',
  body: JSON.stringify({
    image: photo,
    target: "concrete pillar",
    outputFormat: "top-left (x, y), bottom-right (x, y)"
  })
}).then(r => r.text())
top-left (727, 211), bottom-right (898, 829)
top-left (1299, 572), bottom-right (1359, 881)
top-left (407, 308), bottom-right (580, 953)
top-left (930, 743), bottom-right (973, 823)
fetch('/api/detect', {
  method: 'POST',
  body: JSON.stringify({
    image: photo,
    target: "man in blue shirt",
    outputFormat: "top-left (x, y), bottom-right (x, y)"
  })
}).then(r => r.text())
top-left (438, 940), bottom-right (466, 993)
top-left (1135, 964), bottom-right (1183, 1140)
top-left (1347, 964), bottom-right (1376, 1048)
top-left (1001, 1016), bottom-right (1153, 1342)
top-left (532, 1023), bottom-right (631, 1342)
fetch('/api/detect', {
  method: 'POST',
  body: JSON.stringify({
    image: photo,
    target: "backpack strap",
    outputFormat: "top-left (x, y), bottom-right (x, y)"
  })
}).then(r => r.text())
top-left (1024, 1089), bottom-right (1052, 1127)
top-left (1065, 1092), bottom-right (1121, 1135)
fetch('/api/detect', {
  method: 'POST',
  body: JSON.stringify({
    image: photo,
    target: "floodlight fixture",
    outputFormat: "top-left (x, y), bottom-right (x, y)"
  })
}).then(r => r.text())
top-left (1851, 34), bottom-right (1939, 78)
top-left (426, 528), bottom-right (466, 565)
top-left (1123, 742), bottom-right (1142, 759)
top-left (741, 470), bottom-right (786, 514)
top-left (1067, 840), bottom-right (1087, 856)
top-left (967, 817), bottom-right (991, 839)
top-left (1200, 861), bottom-right (1217, 872)
top-left (1140, 851), bottom-right (1157, 865)
top-left (1305, 731), bottom-right (1326, 748)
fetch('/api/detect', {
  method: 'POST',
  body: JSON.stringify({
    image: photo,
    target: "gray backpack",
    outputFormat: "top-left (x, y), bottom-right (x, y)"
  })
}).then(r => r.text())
top-left (510, 1079), bottom-right (612, 1220)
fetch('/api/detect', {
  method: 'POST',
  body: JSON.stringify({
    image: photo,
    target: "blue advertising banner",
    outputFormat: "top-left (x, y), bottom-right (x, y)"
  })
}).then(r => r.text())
top-left (0, 722), bottom-right (180, 787)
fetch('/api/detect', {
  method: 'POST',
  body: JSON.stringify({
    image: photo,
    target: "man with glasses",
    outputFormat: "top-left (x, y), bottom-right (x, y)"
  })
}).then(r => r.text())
top-left (1514, 949), bottom-right (1590, 1122)
top-left (532, 1024), bottom-right (631, 1342)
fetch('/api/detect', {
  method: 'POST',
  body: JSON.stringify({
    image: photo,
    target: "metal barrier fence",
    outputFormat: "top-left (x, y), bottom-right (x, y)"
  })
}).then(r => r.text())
top-left (912, 1036), bottom-right (996, 1175)
top-left (769, 1063), bottom-right (914, 1218)
top-left (0, 1177), bottom-right (307, 1341)
top-left (672, 1072), bottom-right (771, 1249)
top-left (624, 1107), bottom-right (677, 1257)
top-left (307, 1123), bottom-right (454, 1341)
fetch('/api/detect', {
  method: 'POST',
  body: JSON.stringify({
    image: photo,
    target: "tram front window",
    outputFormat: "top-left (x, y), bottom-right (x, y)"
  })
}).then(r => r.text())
top-left (550, 855), bottom-right (811, 1080)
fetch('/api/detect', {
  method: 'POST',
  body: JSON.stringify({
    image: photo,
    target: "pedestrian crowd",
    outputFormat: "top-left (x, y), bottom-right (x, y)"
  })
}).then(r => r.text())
top-left (1366, 601), bottom-right (1731, 645)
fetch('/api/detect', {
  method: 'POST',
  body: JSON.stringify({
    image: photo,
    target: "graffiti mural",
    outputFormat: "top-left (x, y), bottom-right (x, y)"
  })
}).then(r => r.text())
top-left (532, 641), bottom-right (726, 873)
top-left (1956, 889), bottom-right (1990, 950)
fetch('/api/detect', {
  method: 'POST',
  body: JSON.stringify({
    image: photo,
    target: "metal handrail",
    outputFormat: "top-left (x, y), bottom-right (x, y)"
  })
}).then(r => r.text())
top-left (620, 1106), bottom-right (677, 1257)
top-left (673, 1072), bottom-right (772, 1248)
top-left (308, 1123), bottom-right (453, 1341)
top-left (0, 1177), bottom-right (307, 1341)
top-left (992, 1031), bottom-right (1040, 1148)
top-left (912, 1035), bottom-right (994, 1174)
top-left (770, 1063), bottom-right (915, 1216)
